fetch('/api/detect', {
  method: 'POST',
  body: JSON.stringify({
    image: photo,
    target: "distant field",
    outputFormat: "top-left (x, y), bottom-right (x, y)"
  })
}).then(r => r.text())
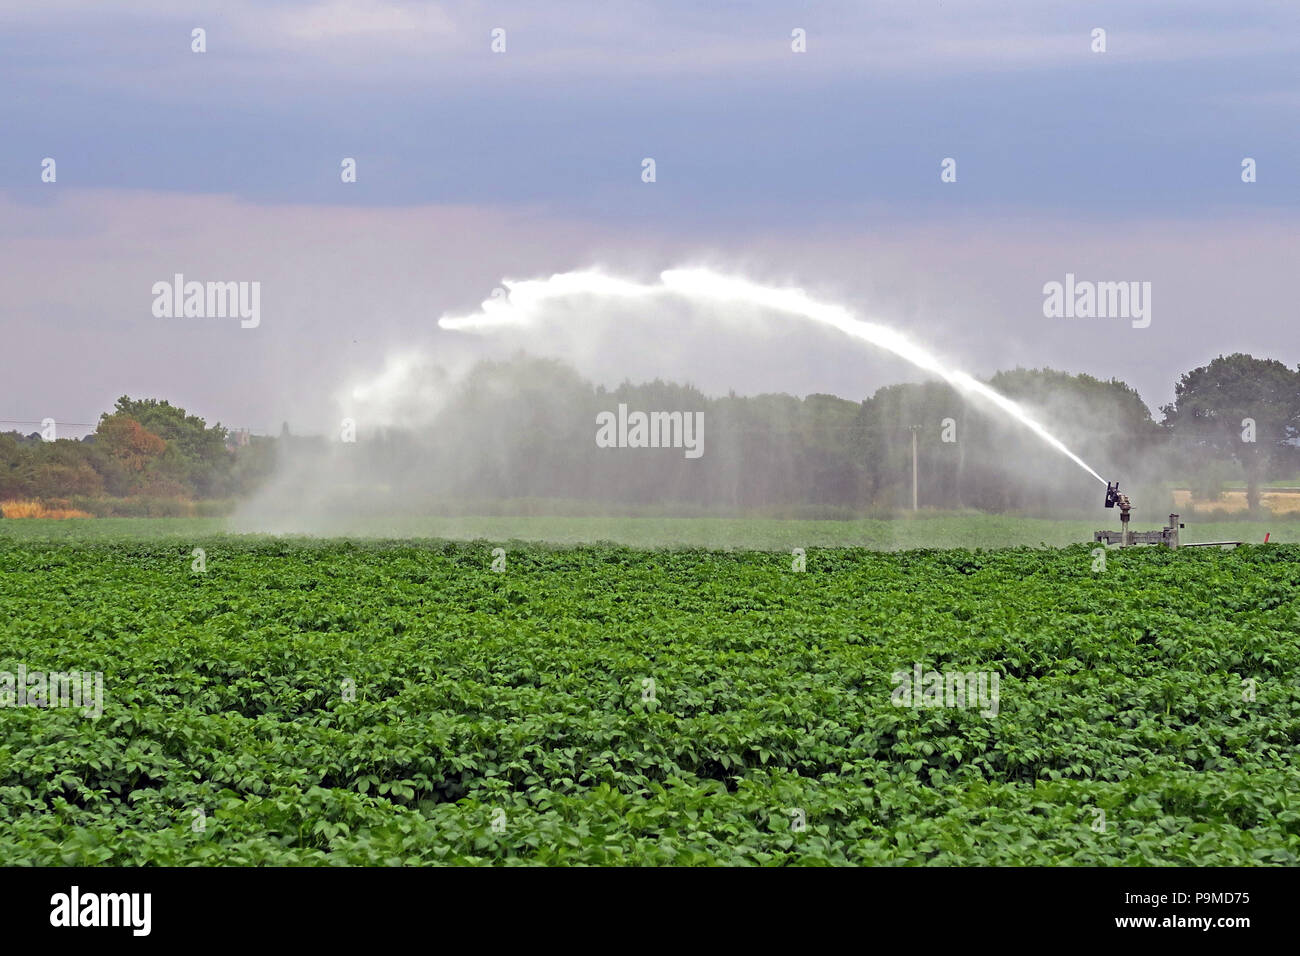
top-left (1173, 489), bottom-right (1300, 515)
top-left (0, 513), bottom-right (1291, 550)
top-left (1198, 480), bottom-right (1300, 490)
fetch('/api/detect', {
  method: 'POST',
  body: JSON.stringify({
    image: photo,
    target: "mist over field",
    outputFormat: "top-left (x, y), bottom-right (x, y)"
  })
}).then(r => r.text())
top-left (224, 284), bottom-right (1183, 546)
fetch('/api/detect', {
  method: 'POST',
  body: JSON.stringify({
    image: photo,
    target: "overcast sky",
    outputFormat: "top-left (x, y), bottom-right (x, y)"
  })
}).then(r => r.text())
top-left (2, 0), bottom-right (1298, 436)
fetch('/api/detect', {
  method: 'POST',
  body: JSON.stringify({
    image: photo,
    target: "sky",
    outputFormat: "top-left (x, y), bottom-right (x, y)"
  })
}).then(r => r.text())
top-left (2, 0), bottom-right (1298, 437)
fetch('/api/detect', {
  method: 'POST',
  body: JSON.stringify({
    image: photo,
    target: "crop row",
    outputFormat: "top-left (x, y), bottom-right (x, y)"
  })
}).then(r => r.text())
top-left (2, 539), bottom-right (1298, 864)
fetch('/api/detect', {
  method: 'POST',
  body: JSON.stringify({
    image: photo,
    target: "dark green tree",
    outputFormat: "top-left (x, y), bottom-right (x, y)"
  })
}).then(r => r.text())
top-left (1161, 354), bottom-right (1300, 511)
top-left (101, 397), bottom-right (233, 497)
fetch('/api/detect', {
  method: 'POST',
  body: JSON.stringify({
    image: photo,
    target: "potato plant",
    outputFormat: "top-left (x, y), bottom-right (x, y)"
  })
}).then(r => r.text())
top-left (1, 537), bottom-right (1298, 865)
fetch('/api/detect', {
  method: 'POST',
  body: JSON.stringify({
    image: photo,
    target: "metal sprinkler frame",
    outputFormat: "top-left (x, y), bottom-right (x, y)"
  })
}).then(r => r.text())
top-left (1093, 481), bottom-right (1241, 550)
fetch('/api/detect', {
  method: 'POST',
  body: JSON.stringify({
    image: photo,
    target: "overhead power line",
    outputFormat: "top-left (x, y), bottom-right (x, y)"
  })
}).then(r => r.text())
top-left (0, 419), bottom-right (98, 428)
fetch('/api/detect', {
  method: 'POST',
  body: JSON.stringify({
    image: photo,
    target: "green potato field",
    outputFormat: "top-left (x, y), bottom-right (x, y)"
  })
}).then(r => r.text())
top-left (2, 533), bottom-right (1298, 865)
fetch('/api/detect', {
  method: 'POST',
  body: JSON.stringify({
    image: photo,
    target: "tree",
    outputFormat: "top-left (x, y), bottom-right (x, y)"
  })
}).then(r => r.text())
top-left (27, 439), bottom-right (106, 498)
top-left (1161, 354), bottom-right (1300, 511)
top-left (0, 432), bottom-right (34, 500)
top-left (101, 397), bottom-right (233, 496)
top-left (96, 416), bottom-right (166, 473)
top-left (93, 416), bottom-right (168, 495)
top-left (855, 369), bottom-right (1160, 513)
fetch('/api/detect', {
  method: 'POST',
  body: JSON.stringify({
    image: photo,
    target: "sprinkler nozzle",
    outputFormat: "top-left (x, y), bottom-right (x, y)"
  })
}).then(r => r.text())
top-left (1104, 481), bottom-right (1121, 509)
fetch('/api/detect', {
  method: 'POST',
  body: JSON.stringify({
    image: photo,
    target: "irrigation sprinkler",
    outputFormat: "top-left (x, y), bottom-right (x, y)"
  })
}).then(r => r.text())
top-left (1093, 481), bottom-right (1241, 550)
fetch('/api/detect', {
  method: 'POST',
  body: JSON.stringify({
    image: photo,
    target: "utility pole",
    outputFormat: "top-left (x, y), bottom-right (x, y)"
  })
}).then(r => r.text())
top-left (910, 425), bottom-right (920, 512)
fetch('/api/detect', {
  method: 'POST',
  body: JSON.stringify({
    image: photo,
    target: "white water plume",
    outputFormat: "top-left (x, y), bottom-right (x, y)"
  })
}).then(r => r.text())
top-left (439, 267), bottom-right (1109, 486)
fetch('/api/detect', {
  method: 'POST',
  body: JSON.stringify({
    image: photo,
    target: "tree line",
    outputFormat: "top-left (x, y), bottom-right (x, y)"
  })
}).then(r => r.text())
top-left (3, 353), bottom-right (1297, 517)
top-left (0, 397), bottom-right (275, 514)
top-left (388, 352), bottom-right (1297, 516)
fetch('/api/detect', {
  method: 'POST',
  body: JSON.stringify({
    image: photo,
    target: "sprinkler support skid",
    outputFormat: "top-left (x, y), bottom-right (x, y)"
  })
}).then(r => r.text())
top-left (1094, 513), bottom-right (1182, 549)
top-left (1093, 481), bottom-right (1239, 549)
top-left (1092, 481), bottom-right (1232, 548)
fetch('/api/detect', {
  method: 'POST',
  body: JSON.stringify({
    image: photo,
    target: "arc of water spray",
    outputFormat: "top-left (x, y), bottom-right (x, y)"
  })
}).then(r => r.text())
top-left (438, 268), bottom-right (1108, 485)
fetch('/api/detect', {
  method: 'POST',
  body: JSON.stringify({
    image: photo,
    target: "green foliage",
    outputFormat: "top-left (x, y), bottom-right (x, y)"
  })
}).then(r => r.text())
top-left (1, 513), bottom-right (1296, 548)
top-left (0, 397), bottom-right (269, 504)
top-left (108, 397), bottom-right (229, 455)
top-left (286, 357), bottom-right (1188, 516)
top-left (1162, 354), bottom-right (1300, 510)
top-left (99, 397), bottom-right (232, 497)
top-left (7, 355), bottom-right (1300, 517)
top-left (2, 535), bottom-right (1298, 865)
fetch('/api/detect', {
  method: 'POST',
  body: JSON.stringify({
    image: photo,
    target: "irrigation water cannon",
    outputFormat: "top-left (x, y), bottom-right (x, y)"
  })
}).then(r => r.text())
top-left (1095, 482), bottom-right (1176, 547)
top-left (1104, 481), bottom-right (1123, 510)
top-left (1093, 481), bottom-right (1239, 550)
